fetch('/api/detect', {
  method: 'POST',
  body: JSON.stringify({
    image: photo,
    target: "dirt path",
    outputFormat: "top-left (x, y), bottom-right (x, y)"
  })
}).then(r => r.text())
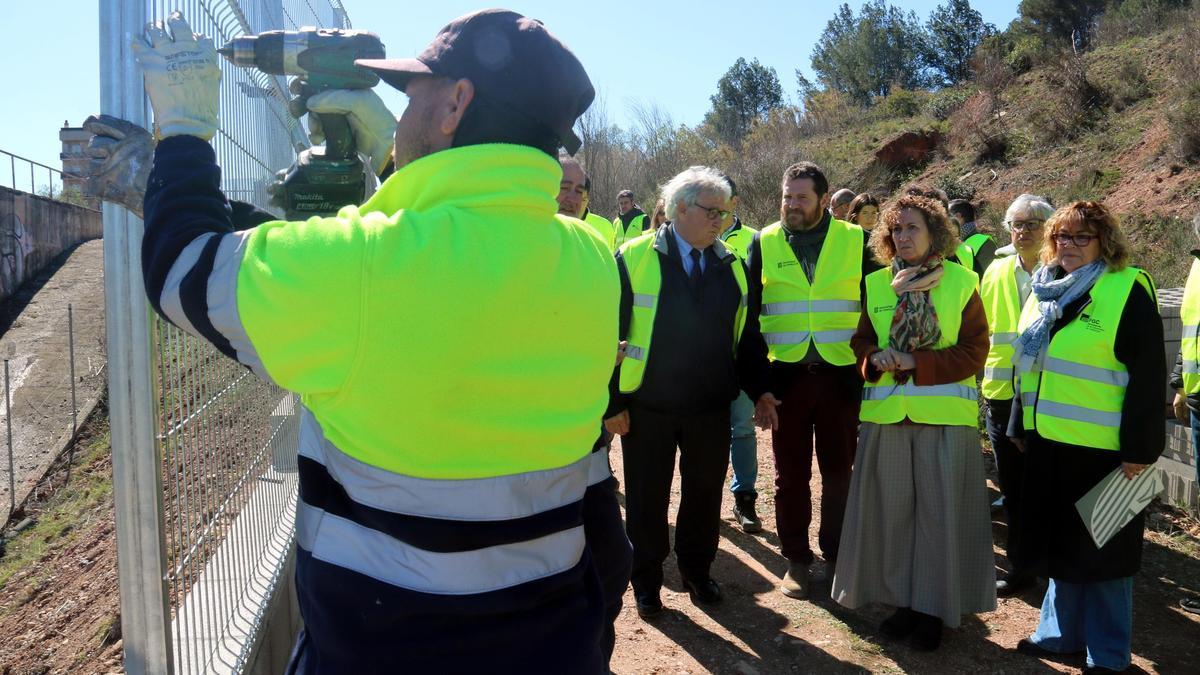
top-left (0, 240), bottom-right (106, 522)
top-left (609, 428), bottom-right (1200, 674)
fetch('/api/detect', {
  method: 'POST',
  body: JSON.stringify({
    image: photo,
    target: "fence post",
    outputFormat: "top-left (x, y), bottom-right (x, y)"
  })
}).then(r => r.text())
top-left (101, 0), bottom-right (173, 673)
top-left (66, 304), bottom-right (77, 484)
top-left (4, 356), bottom-right (13, 518)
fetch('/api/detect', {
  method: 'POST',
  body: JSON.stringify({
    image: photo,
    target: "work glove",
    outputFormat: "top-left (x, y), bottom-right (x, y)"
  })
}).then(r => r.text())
top-left (81, 114), bottom-right (155, 218)
top-left (304, 89), bottom-right (396, 175)
top-left (130, 12), bottom-right (221, 141)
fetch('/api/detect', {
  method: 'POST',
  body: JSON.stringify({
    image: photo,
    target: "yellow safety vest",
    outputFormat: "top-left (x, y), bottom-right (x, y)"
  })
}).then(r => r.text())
top-left (583, 211), bottom-right (617, 253)
top-left (1016, 266), bottom-right (1156, 451)
top-left (954, 233), bottom-right (991, 278)
top-left (860, 263), bottom-right (980, 427)
top-left (979, 255), bottom-right (1026, 400)
top-left (612, 212), bottom-right (649, 249)
top-left (758, 219), bottom-right (863, 365)
top-left (618, 228), bottom-right (747, 393)
top-left (1180, 259), bottom-right (1200, 394)
top-left (721, 222), bottom-right (754, 259)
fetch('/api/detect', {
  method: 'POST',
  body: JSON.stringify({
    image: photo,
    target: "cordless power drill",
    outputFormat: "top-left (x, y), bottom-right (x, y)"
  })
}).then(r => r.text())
top-left (219, 28), bottom-right (386, 219)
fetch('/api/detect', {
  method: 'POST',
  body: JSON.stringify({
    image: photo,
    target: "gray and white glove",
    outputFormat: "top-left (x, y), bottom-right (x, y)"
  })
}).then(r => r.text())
top-left (130, 12), bottom-right (221, 141)
top-left (305, 89), bottom-right (397, 175)
top-left (81, 115), bottom-right (155, 218)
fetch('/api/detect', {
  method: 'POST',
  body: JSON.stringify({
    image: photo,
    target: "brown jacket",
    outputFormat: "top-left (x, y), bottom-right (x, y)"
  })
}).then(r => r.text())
top-left (851, 291), bottom-right (989, 385)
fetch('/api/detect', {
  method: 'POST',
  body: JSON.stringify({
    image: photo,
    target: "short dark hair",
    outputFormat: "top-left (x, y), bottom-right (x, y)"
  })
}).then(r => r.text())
top-left (781, 162), bottom-right (829, 197)
top-left (721, 173), bottom-right (738, 197)
top-left (453, 91), bottom-right (559, 157)
top-left (617, 189), bottom-right (634, 200)
top-left (948, 199), bottom-right (976, 223)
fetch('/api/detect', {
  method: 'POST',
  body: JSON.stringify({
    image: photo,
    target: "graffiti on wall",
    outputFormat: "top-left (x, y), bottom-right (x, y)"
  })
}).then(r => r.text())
top-left (0, 212), bottom-right (34, 299)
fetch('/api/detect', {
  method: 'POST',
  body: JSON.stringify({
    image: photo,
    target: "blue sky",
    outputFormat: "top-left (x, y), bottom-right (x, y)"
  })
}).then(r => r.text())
top-left (0, 1), bottom-right (1019, 188)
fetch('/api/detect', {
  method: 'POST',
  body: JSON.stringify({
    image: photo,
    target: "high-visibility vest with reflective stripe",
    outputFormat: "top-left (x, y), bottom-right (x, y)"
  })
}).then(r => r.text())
top-left (860, 262), bottom-right (980, 426)
top-left (612, 213), bottom-right (649, 249)
top-left (1016, 266), bottom-right (1156, 451)
top-left (618, 228), bottom-right (747, 393)
top-left (1180, 259), bottom-right (1200, 394)
top-left (954, 233), bottom-right (991, 277)
top-left (722, 222), bottom-right (754, 259)
top-left (758, 219), bottom-right (864, 365)
top-left (979, 255), bottom-right (1024, 400)
top-left (584, 211), bottom-right (617, 253)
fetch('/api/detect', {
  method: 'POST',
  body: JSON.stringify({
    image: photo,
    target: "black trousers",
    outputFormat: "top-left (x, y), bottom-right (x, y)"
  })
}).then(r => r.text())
top-left (985, 397), bottom-right (1027, 576)
top-left (621, 405), bottom-right (731, 597)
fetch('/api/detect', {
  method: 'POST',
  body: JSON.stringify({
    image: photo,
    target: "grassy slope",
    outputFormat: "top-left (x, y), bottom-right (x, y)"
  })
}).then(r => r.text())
top-left (800, 27), bottom-right (1200, 287)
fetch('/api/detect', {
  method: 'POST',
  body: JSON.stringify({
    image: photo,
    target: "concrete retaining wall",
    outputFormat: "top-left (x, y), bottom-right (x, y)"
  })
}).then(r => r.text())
top-left (0, 186), bottom-right (101, 302)
top-left (1158, 288), bottom-right (1198, 514)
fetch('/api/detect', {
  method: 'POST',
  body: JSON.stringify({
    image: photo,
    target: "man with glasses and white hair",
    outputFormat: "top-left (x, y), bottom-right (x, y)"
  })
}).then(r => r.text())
top-left (979, 193), bottom-right (1054, 598)
top-left (604, 166), bottom-right (775, 619)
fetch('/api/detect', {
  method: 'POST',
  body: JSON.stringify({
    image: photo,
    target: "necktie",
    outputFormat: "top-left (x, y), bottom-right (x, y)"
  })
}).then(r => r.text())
top-left (689, 249), bottom-right (702, 288)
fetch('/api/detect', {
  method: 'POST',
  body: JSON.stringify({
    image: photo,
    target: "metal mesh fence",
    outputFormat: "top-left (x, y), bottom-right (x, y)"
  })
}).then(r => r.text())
top-left (102, 1), bottom-right (350, 673)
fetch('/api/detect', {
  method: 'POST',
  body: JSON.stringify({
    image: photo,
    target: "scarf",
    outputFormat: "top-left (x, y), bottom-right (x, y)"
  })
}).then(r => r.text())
top-left (1010, 260), bottom-right (1105, 375)
top-left (888, 257), bottom-right (945, 382)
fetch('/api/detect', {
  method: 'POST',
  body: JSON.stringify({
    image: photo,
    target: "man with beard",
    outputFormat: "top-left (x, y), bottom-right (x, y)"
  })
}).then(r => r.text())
top-left (129, 9), bottom-right (622, 672)
top-left (558, 154), bottom-right (618, 252)
top-left (613, 189), bottom-right (651, 248)
top-left (745, 162), bottom-right (877, 599)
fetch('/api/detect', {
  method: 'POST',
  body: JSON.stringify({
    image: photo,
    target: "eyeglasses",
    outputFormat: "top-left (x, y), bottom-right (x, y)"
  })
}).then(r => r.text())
top-left (1007, 219), bottom-right (1045, 232)
top-left (1052, 232), bottom-right (1098, 247)
top-left (692, 203), bottom-right (731, 221)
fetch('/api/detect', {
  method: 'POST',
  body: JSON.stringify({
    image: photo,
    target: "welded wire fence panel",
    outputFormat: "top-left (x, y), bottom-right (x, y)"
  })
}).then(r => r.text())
top-left (105, 1), bottom-right (351, 673)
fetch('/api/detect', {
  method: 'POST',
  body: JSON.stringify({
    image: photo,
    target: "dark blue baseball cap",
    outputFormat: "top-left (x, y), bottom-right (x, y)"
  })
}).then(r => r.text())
top-left (356, 8), bottom-right (594, 154)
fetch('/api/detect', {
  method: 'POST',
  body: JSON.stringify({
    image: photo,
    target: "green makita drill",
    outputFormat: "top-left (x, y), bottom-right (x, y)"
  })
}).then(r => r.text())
top-left (219, 28), bottom-right (386, 219)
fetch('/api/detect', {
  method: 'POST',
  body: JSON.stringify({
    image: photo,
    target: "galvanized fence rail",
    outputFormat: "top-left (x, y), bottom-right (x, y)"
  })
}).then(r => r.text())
top-left (0, 149), bottom-right (68, 200)
top-left (102, 2), bottom-right (350, 673)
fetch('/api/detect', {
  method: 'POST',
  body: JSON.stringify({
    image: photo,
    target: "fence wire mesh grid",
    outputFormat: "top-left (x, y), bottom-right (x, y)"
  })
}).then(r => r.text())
top-left (105, 2), bottom-right (350, 673)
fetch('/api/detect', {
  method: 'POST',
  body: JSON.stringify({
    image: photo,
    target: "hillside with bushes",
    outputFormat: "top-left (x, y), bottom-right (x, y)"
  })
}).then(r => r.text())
top-left (578, 0), bottom-right (1200, 286)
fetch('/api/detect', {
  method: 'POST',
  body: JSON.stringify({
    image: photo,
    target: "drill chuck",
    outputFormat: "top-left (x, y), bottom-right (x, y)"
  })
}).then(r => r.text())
top-left (217, 28), bottom-right (384, 90)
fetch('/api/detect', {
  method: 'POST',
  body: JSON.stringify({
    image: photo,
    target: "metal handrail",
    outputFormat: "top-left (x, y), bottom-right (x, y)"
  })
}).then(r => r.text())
top-left (0, 148), bottom-right (68, 200)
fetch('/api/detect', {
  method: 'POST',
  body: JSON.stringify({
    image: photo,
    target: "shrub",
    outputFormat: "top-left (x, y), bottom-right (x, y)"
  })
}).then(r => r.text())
top-left (925, 87), bottom-right (973, 121)
top-left (1027, 53), bottom-right (1109, 145)
top-left (934, 172), bottom-right (977, 202)
top-left (1167, 95), bottom-right (1200, 161)
top-left (876, 87), bottom-right (925, 120)
top-left (1099, 52), bottom-right (1153, 111)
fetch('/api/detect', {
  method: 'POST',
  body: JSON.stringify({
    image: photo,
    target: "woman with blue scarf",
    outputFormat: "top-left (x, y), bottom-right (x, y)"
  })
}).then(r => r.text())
top-left (1007, 201), bottom-right (1164, 674)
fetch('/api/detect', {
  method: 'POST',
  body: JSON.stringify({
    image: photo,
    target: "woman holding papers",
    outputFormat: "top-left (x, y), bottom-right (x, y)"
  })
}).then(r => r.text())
top-left (1007, 201), bottom-right (1165, 674)
top-left (833, 194), bottom-right (993, 652)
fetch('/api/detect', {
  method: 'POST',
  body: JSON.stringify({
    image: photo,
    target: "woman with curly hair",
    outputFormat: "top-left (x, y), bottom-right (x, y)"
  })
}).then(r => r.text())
top-left (831, 194), bottom-right (994, 651)
top-left (1007, 201), bottom-right (1163, 674)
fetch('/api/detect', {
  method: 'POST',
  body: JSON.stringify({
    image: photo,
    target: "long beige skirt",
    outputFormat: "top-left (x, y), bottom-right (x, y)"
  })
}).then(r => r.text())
top-left (830, 422), bottom-right (996, 627)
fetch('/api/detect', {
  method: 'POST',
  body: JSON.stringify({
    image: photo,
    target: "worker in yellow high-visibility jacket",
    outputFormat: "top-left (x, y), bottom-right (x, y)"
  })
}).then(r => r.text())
top-left (125, 9), bottom-right (626, 673)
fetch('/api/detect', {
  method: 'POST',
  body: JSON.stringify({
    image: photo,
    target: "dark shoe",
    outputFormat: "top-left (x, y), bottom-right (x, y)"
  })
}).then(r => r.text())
top-left (635, 593), bottom-right (663, 620)
top-left (997, 573), bottom-right (1037, 597)
top-left (732, 492), bottom-right (762, 534)
top-left (879, 607), bottom-right (918, 639)
top-left (681, 576), bottom-right (722, 605)
top-left (779, 562), bottom-right (809, 599)
top-left (1181, 597), bottom-right (1200, 615)
top-left (908, 613), bottom-right (943, 652)
top-left (1016, 638), bottom-right (1085, 658)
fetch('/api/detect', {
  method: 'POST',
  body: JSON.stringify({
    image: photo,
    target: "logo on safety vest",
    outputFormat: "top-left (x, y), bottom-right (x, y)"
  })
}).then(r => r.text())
top-left (777, 260), bottom-right (799, 268)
